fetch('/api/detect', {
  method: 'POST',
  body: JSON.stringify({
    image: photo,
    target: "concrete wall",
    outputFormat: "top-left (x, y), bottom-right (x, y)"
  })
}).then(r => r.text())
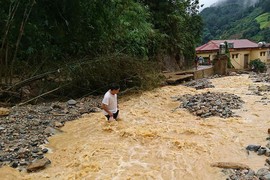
top-left (213, 55), bottom-right (228, 75)
top-left (194, 67), bottom-right (214, 79)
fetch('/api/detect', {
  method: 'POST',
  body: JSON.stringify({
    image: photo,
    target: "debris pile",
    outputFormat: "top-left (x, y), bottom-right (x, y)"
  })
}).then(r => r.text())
top-left (178, 92), bottom-right (244, 118)
top-left (0, 97), bottom-right (101, 172)
top-left (223, 130), bottom-right (270, 180)
top-left (249, 72), bottom-right (270, 83)
top-left (183, 78), bottom-right (214, 90)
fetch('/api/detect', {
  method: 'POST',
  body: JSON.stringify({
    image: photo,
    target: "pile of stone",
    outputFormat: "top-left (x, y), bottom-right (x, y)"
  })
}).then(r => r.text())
top-left (224, 168), bottom-right (270, 180)
top-left (183, 78), bottom-right (214, 90)
top-left (230, 70), bottom-right (250, 75)
top-left (248, 85), bottom-right (270, 95)
top-left (249, 72), bottom-right (270, 83)
top-left (208, 74), bottom-right (223, 79)
top-left (178, 92), bottom-right (244, 118)
top-left (0, 97), bottom-right (101, 172)
top-left (223, 132), bottom-right (270, 180)
top-left (247, 85), bottom-right (270, 105)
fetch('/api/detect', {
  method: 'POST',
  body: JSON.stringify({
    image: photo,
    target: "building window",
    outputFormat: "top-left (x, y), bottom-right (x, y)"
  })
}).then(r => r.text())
top-left (260, 52), bottom-right (266, 56)
top-left (232, 54), bottom-right (238, 59)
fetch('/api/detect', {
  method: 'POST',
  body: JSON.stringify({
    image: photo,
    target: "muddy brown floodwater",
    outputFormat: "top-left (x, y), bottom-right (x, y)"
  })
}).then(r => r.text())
top-left (1, 74), bottom-right (270, 180)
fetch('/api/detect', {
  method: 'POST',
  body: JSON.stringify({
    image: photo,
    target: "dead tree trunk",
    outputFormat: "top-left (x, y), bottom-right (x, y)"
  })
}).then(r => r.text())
top-left (9, 0), bottom-right (35, 84)
top-left (0, 0), bottom-right (20, 85)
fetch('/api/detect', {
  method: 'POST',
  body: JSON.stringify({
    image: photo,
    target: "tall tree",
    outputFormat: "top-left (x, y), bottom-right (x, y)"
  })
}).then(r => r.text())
top-left (140, 0), bottom-right (203, 62)
top-left (78, 0), bottom-right (152, 57)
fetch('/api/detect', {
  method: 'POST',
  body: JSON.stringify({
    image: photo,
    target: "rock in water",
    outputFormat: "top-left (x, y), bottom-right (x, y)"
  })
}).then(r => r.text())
top-left (67, 99), bottom-right (77, 106)
top-left (246, 145), bottom-right (261, 152)
top-left (26, 158), bottom-right (51, 172)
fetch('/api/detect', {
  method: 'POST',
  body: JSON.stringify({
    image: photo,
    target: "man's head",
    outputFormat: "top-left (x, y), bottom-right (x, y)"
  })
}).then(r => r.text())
top-left (109, 83), bottom-right (120, 95)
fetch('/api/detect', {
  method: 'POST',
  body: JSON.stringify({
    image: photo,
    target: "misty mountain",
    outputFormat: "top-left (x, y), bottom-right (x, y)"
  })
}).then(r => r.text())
top-left (213, 0), bottom-right (259, 8)
top-left (200, 0), bottom-right (270, 44)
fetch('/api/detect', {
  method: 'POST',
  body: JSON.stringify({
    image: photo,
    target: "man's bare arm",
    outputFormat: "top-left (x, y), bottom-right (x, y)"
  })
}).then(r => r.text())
top-left (102, 103), bottom-right (113, 116)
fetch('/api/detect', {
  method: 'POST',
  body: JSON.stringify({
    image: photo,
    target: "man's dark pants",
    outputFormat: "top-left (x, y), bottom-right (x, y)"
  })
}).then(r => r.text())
top-left (105, 110), bottom-right (119, 120)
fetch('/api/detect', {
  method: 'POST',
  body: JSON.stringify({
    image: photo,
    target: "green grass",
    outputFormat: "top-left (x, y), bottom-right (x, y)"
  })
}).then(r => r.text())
top-left (256, 13), bottom-right (270, 29)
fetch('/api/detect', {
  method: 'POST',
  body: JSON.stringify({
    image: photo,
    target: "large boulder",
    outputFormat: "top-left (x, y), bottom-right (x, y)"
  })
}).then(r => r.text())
top-left (27, 158), bottom-right (51, 172)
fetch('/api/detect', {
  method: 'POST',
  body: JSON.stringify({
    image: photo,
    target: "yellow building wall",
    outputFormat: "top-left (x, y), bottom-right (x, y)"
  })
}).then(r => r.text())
top-left (230, 50), bottom-right (251, 69)
top-left (250, 49), bottom-right (268, 63)
top-left (196, 48), bottom-right (270, 69)
top-left (230, 56), bottom-right (241, 69)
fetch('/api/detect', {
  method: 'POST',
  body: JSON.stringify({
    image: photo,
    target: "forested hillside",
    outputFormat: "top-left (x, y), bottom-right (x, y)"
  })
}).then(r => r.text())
top-left (0, 0), bottom-right (203, 103)
top-left (200, 0), bottom-right (270, 44)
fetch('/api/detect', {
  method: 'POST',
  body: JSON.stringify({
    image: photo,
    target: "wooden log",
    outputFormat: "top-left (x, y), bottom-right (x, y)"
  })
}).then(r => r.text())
top-left (6, 70), bottom-right (60, 91)
top-left (18, 85), bottom-right (65, 106)
top-left (211, 162), bottom-right (250, 169)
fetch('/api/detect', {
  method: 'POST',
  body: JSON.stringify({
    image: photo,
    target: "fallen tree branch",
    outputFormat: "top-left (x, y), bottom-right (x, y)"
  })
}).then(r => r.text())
top-left (0, 90), bottom-right (20, 97)
top-left (18, 84), bottom-right (68, 106)
top-left (5, 69), bottom-right (60, 91)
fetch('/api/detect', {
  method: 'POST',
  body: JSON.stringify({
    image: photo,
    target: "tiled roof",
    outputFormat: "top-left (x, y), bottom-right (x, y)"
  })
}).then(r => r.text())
top-left (196, 39), bottom-right (259, 52)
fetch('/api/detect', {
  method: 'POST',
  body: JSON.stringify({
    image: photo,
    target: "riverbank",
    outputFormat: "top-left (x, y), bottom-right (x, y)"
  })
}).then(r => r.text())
top-left (0, 96), bottom-right (102, 172)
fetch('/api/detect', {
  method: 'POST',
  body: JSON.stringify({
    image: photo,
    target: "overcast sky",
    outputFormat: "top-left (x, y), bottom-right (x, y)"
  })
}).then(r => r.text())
top-left (199, 0), bottom-right (219, 8)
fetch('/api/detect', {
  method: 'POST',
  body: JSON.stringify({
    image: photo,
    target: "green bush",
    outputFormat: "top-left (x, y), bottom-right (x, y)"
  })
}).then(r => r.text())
top-left (249, 59), bottom-right (267, 73)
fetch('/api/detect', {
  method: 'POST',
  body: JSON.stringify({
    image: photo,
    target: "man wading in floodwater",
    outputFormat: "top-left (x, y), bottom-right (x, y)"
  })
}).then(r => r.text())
top-left (101, 83), bottom-right (120, 122)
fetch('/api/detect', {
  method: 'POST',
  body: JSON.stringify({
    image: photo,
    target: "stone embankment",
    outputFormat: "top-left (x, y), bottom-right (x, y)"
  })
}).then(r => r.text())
top-left (0, 96), bottom-right (101, 172)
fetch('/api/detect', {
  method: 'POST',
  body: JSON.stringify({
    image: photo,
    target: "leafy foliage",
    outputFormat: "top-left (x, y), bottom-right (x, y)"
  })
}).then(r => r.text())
top-left (141, 0), bottom-right (203, 60)
top-left (256, 13), bottom-right (270, 29)
top-left (200, 0), bottom-right (270, 43)
top-left (249, 59), bottom-right (267, 73)
top-left (0, 0), bottom-right (203, 99)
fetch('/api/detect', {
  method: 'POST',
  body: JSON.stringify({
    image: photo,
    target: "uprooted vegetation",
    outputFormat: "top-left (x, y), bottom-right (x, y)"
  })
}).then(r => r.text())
top-left (0, 55), bottom-right (163, 105)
